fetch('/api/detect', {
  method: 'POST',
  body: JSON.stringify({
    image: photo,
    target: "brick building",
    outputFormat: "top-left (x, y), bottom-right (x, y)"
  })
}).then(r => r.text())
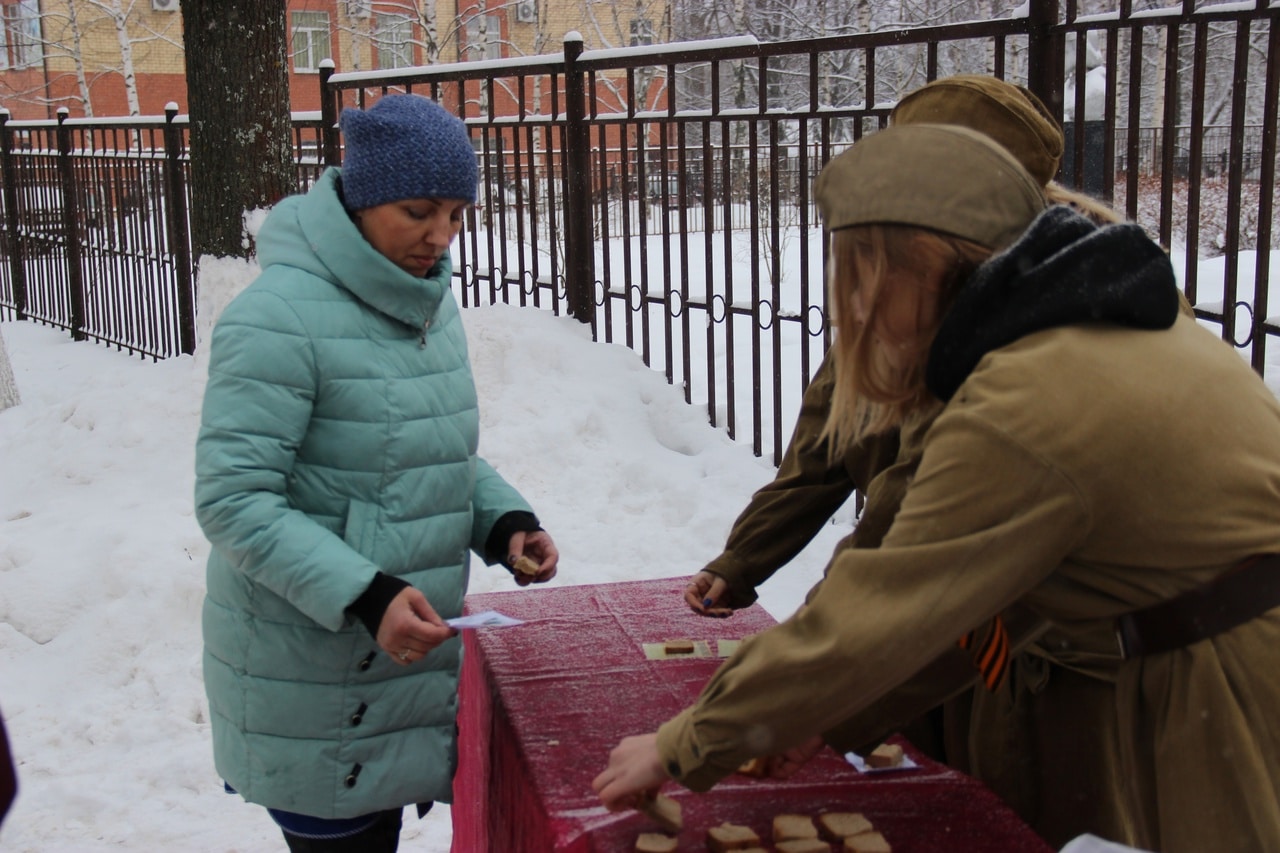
top-left (0, 0), bottom-right (672, 120)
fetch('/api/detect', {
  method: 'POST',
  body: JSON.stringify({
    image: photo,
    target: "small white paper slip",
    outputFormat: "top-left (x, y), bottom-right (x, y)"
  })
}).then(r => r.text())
top-left (844, 751), bottom-right (921, 773)
top-left (446, 610), bottom-right (525, 629)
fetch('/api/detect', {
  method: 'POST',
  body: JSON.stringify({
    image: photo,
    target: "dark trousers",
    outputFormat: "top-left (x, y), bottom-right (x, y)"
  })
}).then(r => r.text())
top-left (281, 809), bottom-right (402, 853)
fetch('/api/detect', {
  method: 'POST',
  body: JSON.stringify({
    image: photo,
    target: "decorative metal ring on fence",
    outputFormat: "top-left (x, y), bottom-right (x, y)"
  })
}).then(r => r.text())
top-left (806, 305), bottom-right (828, 338)
top-left (667, 290), bottom-right (684, 319)
top-left (594, 279), bottom-right (608, 308)
top-left (627, 284), bottom-right (645, 313)
top-left (710, 293), bottom-right (728, 324)
top-left (554, 274), bottom-right (568, 301)
top-left (757, 300), bottom-right (774, 331)
top-left (520, 269), bottom-right (538, 299)
top-left (1232, 300), bottom-right (1256, 348)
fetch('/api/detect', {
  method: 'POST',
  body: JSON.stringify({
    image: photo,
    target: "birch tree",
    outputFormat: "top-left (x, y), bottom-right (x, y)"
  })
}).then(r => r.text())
top-left (78, 0), bottom-right (183, 116)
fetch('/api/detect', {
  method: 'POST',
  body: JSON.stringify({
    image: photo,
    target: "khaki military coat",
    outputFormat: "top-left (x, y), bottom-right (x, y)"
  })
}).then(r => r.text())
top-left (660, 310), bottom-right (1280, 853)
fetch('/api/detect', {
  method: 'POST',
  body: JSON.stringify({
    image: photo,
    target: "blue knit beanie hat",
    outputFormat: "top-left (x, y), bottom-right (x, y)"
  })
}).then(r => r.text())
top-left (339, 94), bottom-right (478, 209)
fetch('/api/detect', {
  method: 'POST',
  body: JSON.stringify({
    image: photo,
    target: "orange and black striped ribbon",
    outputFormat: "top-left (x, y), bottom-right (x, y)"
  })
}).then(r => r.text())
top-left (956, 614), bottom-right (1010, 691)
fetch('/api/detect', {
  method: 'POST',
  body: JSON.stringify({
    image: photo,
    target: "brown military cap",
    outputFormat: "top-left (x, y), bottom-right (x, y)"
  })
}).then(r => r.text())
top-left (890, 74), bottom-right (1063, 187)
top-left (815, 124), bottom-right (1046, 251)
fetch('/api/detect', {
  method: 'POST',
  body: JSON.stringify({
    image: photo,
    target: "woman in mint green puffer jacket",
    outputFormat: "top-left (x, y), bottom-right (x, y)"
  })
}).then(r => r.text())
top-left (195, 95), bottom-right (558, 852)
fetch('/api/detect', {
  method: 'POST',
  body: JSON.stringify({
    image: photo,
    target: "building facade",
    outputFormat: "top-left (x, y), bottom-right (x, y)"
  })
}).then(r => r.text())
top-left (0, 0), bottom-right (672, 120)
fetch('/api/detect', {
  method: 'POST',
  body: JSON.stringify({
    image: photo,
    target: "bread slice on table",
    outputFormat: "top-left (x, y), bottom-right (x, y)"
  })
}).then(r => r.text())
top-left (634, 832), bottom-right (678, 853)
top-left (772, 813), bottom-right (819, 841)
top-left (865, 743), bottom-right (904, 768)
top-left (663, 638), bottom-right (696, 655)
top-left (706, 821), bottom-right (762, 851)
top-left (777, 839), bottom-right (832, 853)
top-left (843, 831), bottom-right (891, 852)
top-left (636, 791), bottom-right (682, 833)
top-left (816, 812), bottom-right (874, 842)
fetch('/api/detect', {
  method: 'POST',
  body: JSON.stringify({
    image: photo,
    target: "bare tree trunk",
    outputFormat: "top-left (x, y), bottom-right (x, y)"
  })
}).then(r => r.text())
top-left (105, 0), bottom-right (142, 115)
top-left (1151, 25), bottom-right (1167, 128)
top-left (66, 1), bottom-right (94, 117)
top-left (0, 326), bottom-right (20, 412)
top-left (419, 0), bottom-right (441, 64)
top-left (182, 0), bottom-right (294, 261)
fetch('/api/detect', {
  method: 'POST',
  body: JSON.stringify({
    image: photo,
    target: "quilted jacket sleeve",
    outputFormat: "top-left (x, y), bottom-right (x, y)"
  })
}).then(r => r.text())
top-left (702, 355), bottom-right (898, 607)
top-left (469, 457), bottom-right (535, 563)
top-left (194, 288), bottom-right (382, 631)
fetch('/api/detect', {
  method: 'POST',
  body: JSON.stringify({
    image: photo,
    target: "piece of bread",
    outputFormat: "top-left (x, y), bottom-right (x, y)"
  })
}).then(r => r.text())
top-left (635, 832), bottom-right (678, 853)
top-left (866, 743), bottom-right (904, 769)
top-left (663, 639), bottom-right (696, 655)
top-left (844, 831), bottom-right (891, 852)
top-left (816, 813), bottom-right (874, 842)
top-left (777, 840), bottom-right (832, 853)
top-left (510, 555), bottom-right (541, 576)
top-left (637, 791), bottom-right (682, 833)
top-left (772, 814), bottom-right (819, 841)
top-left (736, 756), bottom-right (767, 777)
top-left (706, 821), bottom-right (761, 851)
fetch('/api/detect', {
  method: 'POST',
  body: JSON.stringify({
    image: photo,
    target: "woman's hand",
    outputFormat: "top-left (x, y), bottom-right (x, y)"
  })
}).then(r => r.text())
top-left (507, 529), bottom-right (559, 586)
top-left (592, 733), bottom-right (670, 811)
top-left (376, 587), bottom-right (457, 666)
top-left (683, 570), bottom-right (733, 618)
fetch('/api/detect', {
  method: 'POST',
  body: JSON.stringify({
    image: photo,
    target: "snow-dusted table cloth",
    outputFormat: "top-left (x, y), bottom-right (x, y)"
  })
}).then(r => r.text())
top-left (452, 577), bottom-right (1052, 853)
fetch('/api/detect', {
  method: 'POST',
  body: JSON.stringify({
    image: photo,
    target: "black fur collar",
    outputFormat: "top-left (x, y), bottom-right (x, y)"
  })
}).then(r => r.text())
top-left (926, 205), bottom-right (1180, 402)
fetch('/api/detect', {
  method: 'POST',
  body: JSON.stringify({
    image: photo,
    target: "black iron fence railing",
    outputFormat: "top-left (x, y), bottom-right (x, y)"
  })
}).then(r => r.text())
top-left (1, 0), bottom-right (1275, 461)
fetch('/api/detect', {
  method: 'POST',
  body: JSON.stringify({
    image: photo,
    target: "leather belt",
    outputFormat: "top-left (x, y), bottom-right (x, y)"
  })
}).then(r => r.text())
top-left (1115, 553), bottom-right (1280, 659)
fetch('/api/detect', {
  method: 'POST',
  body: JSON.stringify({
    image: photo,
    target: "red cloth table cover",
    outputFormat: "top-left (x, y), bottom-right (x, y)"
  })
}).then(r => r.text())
top-left (452, 578), bottom-right (1053, 853)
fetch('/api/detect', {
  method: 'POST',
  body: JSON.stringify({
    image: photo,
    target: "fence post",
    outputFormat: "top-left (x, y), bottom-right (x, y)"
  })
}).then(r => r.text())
top-left (562, 32), bottom-right (595, 325)
top-left (163, 103), bottom-right (196, 355)
top-left (55, 107), bottom-right (87, 342)
top-left (0, 110), bottom-right (28, 319)
top-left (319, 60), bottom-right (340, 168)
top-left (1026, 0), bottom-right (1065, 126)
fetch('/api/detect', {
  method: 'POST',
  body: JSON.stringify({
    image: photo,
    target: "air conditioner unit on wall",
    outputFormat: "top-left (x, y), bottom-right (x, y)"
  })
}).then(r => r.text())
top-left (514, 0), bottom-right (537, 24)
top-left (152, 0), bottom-right (179, 11)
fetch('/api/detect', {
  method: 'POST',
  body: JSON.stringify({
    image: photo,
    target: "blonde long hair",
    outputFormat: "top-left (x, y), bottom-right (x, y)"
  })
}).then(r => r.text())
top-left (1044, 181), bottom-right (1124, 225)
top-left (821, 225), bottom-right (992, 453)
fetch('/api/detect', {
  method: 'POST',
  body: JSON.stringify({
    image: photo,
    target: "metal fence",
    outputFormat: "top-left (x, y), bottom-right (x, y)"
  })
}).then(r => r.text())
top-left (1, 0), bottom-right (1276, 461)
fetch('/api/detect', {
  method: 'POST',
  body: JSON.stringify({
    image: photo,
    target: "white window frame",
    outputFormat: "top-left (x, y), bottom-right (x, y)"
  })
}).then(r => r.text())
top-left (374, 13), bottom-right (414, 70)
top-left (629, 18), bottom-right (654, 47)
top-left (291, 11), bottom-right (331, 73)
top-left (7, 0), bottom-right (44, 70)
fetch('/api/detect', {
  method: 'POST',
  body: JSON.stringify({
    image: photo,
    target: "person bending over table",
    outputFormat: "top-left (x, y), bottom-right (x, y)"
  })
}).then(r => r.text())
top-left (680, 74), bottom-right (1196, 849)
top-left (595, 123), bottom-right (1280, 853)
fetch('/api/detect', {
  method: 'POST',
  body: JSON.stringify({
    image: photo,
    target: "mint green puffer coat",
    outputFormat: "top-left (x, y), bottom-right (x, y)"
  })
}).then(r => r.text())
top-left (195, 168), bottom-right (532, 819)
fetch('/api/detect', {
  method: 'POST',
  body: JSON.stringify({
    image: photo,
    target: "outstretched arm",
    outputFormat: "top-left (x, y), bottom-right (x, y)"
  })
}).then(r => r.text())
top-left (688, 356), bottom-right (899, 615)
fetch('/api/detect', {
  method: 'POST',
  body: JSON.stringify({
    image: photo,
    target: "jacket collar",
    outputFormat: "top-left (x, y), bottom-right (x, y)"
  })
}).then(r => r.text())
top-left (926, 205), bottom-right (1181, 402)
top-left (292, 168), bottom-right (449, 331)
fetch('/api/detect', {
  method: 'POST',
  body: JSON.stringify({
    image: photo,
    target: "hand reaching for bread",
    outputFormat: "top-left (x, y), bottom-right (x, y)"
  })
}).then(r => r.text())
top-left (592, 732), bottom-right (669, 811)
top-left (683, 570), bottom-right (733, 618)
